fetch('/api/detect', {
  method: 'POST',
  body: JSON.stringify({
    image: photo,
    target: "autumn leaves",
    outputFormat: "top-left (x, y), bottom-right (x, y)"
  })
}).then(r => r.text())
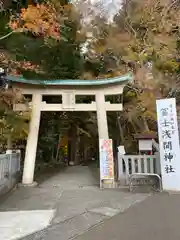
top-left (9, 2), bottom-right (72, 40)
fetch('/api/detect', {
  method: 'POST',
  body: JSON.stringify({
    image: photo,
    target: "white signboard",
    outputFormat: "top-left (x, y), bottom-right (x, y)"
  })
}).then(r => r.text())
top-left (156, 98), bottom-right (180, 191)
top-left (139, 139), bottom-right (152, 151)
top-left (99, 139), bottom-right (114, 180)
top-left (117, 145), bottom-right (125, 155)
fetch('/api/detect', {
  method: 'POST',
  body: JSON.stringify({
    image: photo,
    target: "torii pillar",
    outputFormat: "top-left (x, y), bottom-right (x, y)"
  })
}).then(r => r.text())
top-left (96, 91), bottom-right (109, 139)
top-left (22, 94), bottom-right (41, 186)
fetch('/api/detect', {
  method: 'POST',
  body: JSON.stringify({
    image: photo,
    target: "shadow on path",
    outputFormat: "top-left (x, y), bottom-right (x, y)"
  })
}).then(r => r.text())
top-left (75, 193), bottom-right (180, 240)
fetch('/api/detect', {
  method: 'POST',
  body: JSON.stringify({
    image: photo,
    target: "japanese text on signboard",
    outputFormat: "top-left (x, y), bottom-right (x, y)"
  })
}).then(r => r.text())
top-left (99, 139), bottom-right (114, 179)
top-left (160, 105), bottom-right (175, 174)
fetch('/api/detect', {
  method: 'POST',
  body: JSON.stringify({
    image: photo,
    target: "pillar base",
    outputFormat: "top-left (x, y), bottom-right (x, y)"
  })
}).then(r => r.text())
top-left (18, 181), bottom-right (38, 188)
top-left (101, 179), bottom-right (118, 189)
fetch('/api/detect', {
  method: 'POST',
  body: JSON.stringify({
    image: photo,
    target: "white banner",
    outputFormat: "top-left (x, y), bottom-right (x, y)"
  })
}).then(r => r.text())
top-left (156, 98), bottom-right (180, 191)
top-left (99, 139), bottom-right (114, 180)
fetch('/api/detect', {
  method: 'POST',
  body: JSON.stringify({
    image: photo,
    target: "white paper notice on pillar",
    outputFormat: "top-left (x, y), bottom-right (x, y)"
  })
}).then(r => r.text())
top-left (99, 139), bottom-right (114, 180)
top-left (156, 98), bottom-right (180, 191)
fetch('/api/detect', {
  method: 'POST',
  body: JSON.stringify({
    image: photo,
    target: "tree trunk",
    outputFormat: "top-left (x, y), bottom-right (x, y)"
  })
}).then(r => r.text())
top-left (116, 113), bottom-right (125, 144)
top-left (55, 133), bottom-right (61, 162)
top-left (69, 123), bottom-right (79, 165)
top-left (142, 116), bottom-right (150, 132)
top-left (130, 119), bottom-right (138, 133)
top-left (7, 134), bottom-right (12, 149)
top-left (116, 95), bottom-right (125, 144)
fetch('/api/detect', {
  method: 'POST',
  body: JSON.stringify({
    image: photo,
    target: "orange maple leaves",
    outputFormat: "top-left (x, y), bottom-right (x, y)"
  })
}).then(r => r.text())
top-left (9, 3), bottom-right (62, 40)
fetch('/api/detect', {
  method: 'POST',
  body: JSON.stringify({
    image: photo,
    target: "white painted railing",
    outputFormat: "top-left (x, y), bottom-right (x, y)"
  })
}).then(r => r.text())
top-left (118, 152), bottom-right (161, 185)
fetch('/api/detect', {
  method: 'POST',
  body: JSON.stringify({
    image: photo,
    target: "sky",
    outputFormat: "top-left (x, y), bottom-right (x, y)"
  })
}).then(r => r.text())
top-left (74, 0), bottom-right (122, 22)
top-left (91, 0), bottom-right (122, 19)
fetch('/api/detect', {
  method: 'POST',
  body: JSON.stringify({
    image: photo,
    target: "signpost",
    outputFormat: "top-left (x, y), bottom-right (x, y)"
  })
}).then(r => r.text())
top-left (117, 145), bottom-right (126, 182)
top-left (99, 139), bottom-right (114, 188)
top-left (156, 98), bottom-right (180, 191)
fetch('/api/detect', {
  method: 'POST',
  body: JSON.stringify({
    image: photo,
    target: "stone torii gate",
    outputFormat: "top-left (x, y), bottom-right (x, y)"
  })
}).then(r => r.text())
top-left (6, 73), bottom-right (133, 187)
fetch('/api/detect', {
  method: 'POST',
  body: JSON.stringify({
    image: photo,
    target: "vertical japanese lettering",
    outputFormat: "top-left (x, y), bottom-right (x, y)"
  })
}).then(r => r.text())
top-left (159, 104), bottom-right (176, 174)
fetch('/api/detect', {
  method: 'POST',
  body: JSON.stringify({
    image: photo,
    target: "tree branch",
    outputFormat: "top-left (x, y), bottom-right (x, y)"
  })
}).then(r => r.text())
top-left (0, 31), bottom-right (14, 41)
top-left (161, 0), bottom-right (179, 27)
